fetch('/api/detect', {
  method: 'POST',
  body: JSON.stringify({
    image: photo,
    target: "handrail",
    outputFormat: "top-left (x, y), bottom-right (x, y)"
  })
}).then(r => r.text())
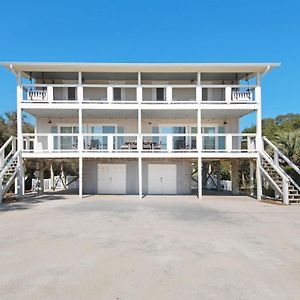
top-left (259, 150), bottom-right (290, 182)
top-left (260, 166), bottom-right (283, 196)
top-left (0, 136), bottom-right (16, 153)
top-left (263, 136), bottom-right (300, 176)
top-left (0, 136), bottom-right (17, 170)
top-left (0, 150), bottom-right (20, 178)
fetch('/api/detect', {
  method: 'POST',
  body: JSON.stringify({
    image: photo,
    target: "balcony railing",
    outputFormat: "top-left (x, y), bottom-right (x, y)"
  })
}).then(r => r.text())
top-left (22, 133), bottom-right (257, 154)
top-left (20, 85), bottom-right (258, 104)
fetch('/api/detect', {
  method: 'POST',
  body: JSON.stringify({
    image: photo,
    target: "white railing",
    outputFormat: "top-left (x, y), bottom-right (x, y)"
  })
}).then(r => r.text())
top-left (27, 90), bottom-right (48, 101)
top-left (23, 133), bottom-right (257, 154)
top-left (21, 84), bottom-right (258, 104)
top-left (0, 136), bottom-right (17, 171)
top-left (263, 136), bottom-right (300, 192)
top-left (259, 149), bottom-right (290, 204)
top-left (232, 90), bottom-right (253, 101)
top-left (23, 134), bottom-right (79, 152)
top-left (201, 133), bottom-right (256, 152)
top-left (141, 134), bottom-right (198, 152)
top-left (82, 134), bottom-right (139, 152)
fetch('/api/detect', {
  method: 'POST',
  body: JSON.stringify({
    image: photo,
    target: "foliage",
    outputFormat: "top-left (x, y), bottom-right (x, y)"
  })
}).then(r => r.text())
top-left (0, 111), bottom-right (33, 146)
top-left (243, 113), bottom-right (300, 164)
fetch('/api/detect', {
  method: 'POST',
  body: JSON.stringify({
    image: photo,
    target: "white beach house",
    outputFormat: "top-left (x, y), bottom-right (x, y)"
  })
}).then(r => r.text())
top-left (1, 62), bottom-right (299, 203)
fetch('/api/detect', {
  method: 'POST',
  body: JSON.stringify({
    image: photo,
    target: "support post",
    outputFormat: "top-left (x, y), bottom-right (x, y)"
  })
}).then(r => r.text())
top-left (137, 72), bottom-right (142, 104)
top-left (256, 72), bottom-right (262, 150)
top-left (198, 157), bottom-right (202, 199)
top-left (18, 152), bottom-right (25, 196)
top-left (256, 156), bottom-right (262, 200)
top-left (50, 163), bottom-right (55, 191)
top-left (79, 157), bottom-right (83, 199)
top-left (38, 160), bottom-right (44, 195)
top-left (197, 108), bottom-right (202, 153)
top-left (196, 72), bottom-right (202, 103)
top-left (231, 160), bottom-right (239, 195)
top-left (250, 160), bottom-right (254, 197)
top-left (282, 179), bottom-right (289, 205)
top-left (17, 71), bottom-right (23, 152)
top-left (138, 157), bottom-right (142, 199)
top-left (217, 161), bottom-right (221, 191)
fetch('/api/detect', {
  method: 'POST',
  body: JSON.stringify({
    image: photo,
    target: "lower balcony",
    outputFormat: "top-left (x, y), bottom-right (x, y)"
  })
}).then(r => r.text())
top-left (22, 133), bottom-right (257, 157)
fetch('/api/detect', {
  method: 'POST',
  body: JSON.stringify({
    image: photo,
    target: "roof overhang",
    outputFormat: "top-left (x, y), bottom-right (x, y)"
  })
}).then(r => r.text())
top-left (1, 62), bottom-right (280, 76)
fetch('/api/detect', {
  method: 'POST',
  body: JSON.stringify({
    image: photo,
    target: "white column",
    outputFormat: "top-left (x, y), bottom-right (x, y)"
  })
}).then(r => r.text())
top-left (107, 86), bottom-right (113, 103)
top-left (256, 156), bottom-right (262, 200)
top-left (197, 108), bottom-right (202, 153)
top-left (18, 152), bottom-right (25, 196)
top-left (225, 86), bottom-right (232, 104)
top-left (78, 72), bottom-right (83, 104)
top-left (166, 86), bottom-right (172, 103)
top-left (249, 160), bottom-right (254, 197)
top-left (47, 86), bottom-right (53, 103)
top-left (138, 157), bottom-right (142, 199)
top-left (256, 72), bottom-right (262, 150)
top-left (79, 157), bottom-right (83, 199)
top-left (226, 134), bottom-right (232, 152)
top-left (16, 72), bottom-right (23, 151)
top-left (198, 157), bottom-right (202, 199)
top-left (196, 72), bottom-right (202, 103)
top-left (137, 72), bottom-right (142, 103)
top-left (78, 108), bottom-right (83, 152)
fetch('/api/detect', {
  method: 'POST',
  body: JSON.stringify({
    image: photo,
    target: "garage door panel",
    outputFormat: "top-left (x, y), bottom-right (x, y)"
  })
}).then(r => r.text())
top-left (148, 164), bottom-right (177, 195)
top-left (98, 164), bottom-right (126, 194)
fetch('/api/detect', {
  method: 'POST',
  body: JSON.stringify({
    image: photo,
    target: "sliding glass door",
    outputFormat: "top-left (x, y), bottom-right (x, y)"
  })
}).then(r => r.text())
top-left (60, 126), bottom-right (79, 150)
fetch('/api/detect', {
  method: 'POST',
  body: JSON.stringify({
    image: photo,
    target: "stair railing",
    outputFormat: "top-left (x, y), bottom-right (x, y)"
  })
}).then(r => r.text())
top-left (0, 136), bottom-right (17, 171)
top-left (0, 151), bottom-right (21, 197)
top-left (259, 149), bottom-right (290, 204)
top-left (263, 136), bottom-right (300, 192)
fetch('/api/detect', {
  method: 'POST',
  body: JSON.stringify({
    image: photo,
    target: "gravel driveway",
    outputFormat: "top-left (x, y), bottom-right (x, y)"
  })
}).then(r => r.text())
top-left (1, 194), bottom-right (300, 300)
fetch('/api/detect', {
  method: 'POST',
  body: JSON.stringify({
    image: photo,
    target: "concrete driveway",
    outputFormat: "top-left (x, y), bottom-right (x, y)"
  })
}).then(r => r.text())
top-left (1, 194), bottom-right (300, 300)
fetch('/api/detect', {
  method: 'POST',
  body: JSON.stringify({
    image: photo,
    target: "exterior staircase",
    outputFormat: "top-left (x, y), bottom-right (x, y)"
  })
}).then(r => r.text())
top-left (259, 137), bottom-right (300, 204)
top-left (0, 136), bottom-right (22, 203)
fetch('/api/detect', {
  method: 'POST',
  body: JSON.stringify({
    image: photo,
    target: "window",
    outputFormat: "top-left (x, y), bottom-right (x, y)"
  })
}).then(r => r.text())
top-left (68, 87), bottom-right (76, 100)
top-left (156, 88), bottom-right (165, 101)
top-left (114, 88), bottom-right (122, 101)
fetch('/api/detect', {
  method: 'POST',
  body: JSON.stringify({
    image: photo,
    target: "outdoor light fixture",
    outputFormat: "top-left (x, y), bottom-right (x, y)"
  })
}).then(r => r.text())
top-left (223, 120), bottom-right (228, 125)
top-left (48, 119), bottom-right (52, 124)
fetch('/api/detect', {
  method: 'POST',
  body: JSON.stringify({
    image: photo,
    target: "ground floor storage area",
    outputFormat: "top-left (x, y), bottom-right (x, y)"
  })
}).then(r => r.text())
top-left (82, 158), bottom-right (192, 195)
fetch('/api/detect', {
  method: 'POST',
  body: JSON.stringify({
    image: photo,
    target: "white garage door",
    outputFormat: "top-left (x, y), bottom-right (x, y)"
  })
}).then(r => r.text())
top-left (97, 164), bottom-right (126, 194)
top-left (148, 164), bottom-right (177, 194)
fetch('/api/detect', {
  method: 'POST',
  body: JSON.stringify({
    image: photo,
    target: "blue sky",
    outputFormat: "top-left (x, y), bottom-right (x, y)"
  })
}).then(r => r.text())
top-left (0, 0), bottom-right (299, 128)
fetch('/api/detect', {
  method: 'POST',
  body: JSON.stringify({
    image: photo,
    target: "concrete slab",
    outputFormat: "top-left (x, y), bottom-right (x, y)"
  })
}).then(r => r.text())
top-left (0, 194), bottom-right (300, 300)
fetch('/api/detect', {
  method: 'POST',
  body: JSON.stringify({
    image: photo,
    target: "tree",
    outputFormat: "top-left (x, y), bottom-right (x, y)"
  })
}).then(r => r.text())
top-left (0, 111), bottom-right (33, 146)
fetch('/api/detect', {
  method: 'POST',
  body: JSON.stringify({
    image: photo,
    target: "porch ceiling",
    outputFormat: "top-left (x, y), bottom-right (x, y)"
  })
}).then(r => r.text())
top-left (82, 109), bottom-right (137, 118)
top-left (142, 109), bottom-right (197, 119)
top-left (201, 109), bottom-right (255, 119)
top-left (24, 108), bottom-right (79, 118)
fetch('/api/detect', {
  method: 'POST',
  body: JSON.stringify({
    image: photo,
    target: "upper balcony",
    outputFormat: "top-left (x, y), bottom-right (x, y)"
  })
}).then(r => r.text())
top-left (19, 71), bottom-right (260, 106)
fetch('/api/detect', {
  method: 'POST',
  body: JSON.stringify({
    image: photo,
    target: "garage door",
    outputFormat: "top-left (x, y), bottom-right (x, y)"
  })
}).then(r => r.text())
top-left (97, 164), bottom-right (126, 194)
top-left (148, 164), bottom-right (177, 194)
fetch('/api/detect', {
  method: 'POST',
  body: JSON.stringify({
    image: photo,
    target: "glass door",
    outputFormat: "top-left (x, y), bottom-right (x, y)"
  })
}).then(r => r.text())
top-left (202, 126), bottom-right (217, 150)
top-left (159, 126), bottom-right (186, 150)
top-left (60, 126), bottom-right (78, 150)
top-left (90, 125), bottom-right (116, 150)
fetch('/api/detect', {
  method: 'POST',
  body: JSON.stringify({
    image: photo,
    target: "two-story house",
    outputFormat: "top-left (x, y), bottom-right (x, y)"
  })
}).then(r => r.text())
top-left (1, 62), bottom-right (299, 204)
